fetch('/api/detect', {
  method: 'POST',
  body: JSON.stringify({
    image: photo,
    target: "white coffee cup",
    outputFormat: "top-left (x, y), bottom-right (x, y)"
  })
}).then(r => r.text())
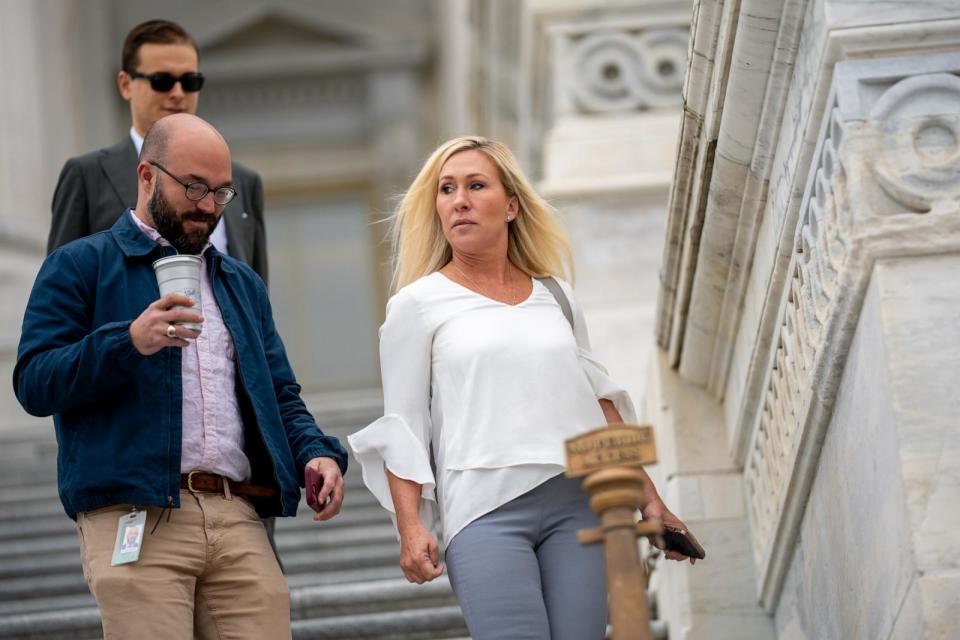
top-left (152, 255), bottom-right (203, 333)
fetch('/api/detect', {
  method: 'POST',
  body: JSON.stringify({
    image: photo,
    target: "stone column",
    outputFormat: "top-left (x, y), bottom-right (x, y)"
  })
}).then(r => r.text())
top-left (0, 0), bottom-right (100, 432)
top-left (435, 0), bottom-right (472, 138)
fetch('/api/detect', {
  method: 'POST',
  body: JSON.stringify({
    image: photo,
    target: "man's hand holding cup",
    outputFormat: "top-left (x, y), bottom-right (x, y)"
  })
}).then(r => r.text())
top-left (130, 293), bottom-right (203, 356)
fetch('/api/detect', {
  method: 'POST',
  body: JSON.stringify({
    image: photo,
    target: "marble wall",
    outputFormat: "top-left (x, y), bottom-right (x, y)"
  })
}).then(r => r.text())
top-left (775, 255), bottom-right (960, 639)
top-left (561, 189), bottom-right (670, 403)
top-left (725, 0), bottom-right (960, 462)
top-left (740, 49), bottom-right (960, 612)
top-left (652, 0), bottom-right (960, 636)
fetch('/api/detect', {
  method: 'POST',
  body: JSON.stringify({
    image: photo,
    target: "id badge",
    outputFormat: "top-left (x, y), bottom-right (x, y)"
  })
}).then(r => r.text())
top-left (111, 508), bottom-right (147, 566)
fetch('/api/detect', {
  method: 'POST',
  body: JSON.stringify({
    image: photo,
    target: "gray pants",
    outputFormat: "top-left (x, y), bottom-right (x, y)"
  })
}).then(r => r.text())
top-left (445, 473), bottom-right (607, 640)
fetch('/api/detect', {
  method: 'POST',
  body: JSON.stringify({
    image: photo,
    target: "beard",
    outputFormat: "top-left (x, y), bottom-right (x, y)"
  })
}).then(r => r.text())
top-left (148, 185), bottom-right (220, 255)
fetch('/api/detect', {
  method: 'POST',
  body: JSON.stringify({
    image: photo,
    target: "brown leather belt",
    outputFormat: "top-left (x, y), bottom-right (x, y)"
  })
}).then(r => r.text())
top-left (181, 471), bottom-right (276, 498)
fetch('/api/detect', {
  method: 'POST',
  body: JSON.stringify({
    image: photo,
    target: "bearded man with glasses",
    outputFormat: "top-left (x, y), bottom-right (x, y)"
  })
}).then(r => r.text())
top-left (16, 114), bottom-right (346, 639)
top-left (49, 19), bottom-right (269, 284)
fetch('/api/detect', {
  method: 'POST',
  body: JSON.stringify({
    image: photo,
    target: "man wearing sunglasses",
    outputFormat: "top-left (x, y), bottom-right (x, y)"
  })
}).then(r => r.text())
top-left (48, 19), bottom-right (269, 284)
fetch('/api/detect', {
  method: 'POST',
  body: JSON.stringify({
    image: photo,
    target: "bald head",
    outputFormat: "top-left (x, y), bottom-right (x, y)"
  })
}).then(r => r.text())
top-left (136, 114), bottom-right (232, 207)
top-left (141, 113), bottom-right (228, 165)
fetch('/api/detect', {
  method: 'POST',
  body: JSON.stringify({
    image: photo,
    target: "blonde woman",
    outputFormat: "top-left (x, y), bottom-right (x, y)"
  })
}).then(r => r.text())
top-left (348, 136), bottom-right (692, 639)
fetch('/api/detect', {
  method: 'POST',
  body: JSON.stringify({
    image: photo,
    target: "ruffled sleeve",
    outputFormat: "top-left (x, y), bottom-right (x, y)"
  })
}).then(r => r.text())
top-left (559, 280), bottom-right (638, 423)
top-left (347, 289), bottom-right (437, 532)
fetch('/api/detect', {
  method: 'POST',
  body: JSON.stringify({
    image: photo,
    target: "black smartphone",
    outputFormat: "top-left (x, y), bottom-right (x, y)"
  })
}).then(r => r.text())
top-left (661, 525), bottom-right (706, 560)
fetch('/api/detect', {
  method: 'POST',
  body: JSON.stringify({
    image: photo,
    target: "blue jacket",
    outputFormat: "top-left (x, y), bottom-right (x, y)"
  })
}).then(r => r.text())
top-left (14, 211), bottom-right (347, 519)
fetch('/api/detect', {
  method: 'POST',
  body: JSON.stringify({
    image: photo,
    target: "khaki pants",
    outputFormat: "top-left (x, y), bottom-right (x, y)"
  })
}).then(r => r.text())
top-left (76, 489), bottom-right (291, 639)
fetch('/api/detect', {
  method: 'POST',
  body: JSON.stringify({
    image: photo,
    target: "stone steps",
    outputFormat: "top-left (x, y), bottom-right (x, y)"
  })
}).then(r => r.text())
top-left (0, 421), bottom-right (470, 639)
top-left (0, 604), bottom-right (469, 640)
top-left (0, 593), bottom-right (95, 618)
top-left (291, 606), bottom-right (468, 640)
top-left (0, 494), bottom-right (385, 542)
top-left (0, 538), bottom-right (402, 586)
top-left (0, 519), bottom-right (395, 561)
top-left (292, 577), bottom-right (459, 617)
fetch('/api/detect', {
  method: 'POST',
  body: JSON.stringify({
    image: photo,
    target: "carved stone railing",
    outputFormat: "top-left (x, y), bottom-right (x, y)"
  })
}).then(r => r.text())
top-left (742, 51), bottom-right (960, 609)
top-left (744, 98), bottom-right (848, 568)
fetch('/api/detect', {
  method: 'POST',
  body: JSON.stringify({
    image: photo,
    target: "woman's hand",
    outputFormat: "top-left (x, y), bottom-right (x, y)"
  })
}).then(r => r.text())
top-left (642, 498), bottom-right (698, 565)
top-left (386, 471), bottom-right (443, 582)
top-left (398, 522), bottom-right (444, 583)
top-left (595, 401), bottom-right (699, 565)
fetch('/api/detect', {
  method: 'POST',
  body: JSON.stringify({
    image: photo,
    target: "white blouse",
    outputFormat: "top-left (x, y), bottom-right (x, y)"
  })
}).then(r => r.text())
top-left (347, 272), bottom-right (636, 547)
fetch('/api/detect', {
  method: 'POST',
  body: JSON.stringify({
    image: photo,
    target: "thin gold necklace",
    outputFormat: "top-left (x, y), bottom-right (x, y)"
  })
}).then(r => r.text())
top-left (452, 262), bottom-right (511, 295)
top-left (450, 260), bottom-right (498, 290)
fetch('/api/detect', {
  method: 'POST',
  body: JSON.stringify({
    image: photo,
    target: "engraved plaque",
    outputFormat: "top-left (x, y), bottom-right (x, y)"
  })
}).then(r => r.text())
top-left (565, 424), bottom-right (658, 477)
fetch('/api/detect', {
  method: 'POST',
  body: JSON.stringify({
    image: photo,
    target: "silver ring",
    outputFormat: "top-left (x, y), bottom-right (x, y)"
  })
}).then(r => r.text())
top-left (166, 324), bottom-right (177, 338)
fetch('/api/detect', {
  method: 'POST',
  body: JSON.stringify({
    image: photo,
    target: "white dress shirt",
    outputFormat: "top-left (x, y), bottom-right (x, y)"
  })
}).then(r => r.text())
top-left (348, 273), bottom-right (636, 548)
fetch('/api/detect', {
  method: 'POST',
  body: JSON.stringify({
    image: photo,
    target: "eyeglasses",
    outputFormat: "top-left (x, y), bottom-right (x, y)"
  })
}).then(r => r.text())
top-left (126, 70), bottom-right (205, 93)
top-left (150, 162), bottom-right (236, 206)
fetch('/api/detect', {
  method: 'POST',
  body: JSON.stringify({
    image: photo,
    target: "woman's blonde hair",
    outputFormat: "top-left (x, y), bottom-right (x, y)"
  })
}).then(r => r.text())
top-left (389, 136), bottom-right (574, 290)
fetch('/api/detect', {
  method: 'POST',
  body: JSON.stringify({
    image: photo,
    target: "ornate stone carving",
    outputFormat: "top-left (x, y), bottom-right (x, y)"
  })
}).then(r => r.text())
top-left (868, 73), bottom-right (960, 213)
top-left (744, 103), bottom-right (851, 571)
top-left (741, 53), bottom-right (960, 609)
top-left (566, 27), bottom-right (688, 114)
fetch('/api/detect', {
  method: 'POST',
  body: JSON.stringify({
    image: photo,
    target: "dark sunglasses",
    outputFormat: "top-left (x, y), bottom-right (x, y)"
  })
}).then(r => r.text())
top-left (126, 70), bottom-right (205, 93)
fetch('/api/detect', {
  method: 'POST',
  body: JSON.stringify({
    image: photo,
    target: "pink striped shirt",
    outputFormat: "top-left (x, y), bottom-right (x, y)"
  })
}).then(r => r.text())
top-left (131, 211), bottom-right (251, 482)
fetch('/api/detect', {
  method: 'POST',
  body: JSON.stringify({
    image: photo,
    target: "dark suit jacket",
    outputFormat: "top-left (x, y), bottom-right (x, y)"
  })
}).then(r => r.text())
top-left (49, 137), bottom-right (269, 283)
